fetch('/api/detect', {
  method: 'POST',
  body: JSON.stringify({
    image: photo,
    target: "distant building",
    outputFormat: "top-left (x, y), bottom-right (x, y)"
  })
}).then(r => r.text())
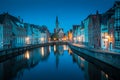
top-left (83, 18), bottom-right (89, 45)
top-left (25, 23), bottom-right (49, 45)
top-left (68, 29), bottom-right (73, 42)
top-left (54, 16), bottom-right (64, 41)
top-left (72, 25), bottom-right (80, 43)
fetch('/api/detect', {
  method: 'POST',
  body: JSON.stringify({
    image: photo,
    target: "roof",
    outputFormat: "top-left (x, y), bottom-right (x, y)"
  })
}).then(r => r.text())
top-left (0, 12), bottom-right (20, 24)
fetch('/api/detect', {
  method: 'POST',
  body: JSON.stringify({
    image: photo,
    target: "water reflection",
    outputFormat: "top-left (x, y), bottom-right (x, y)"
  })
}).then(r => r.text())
top-left (39, 46), bottom-right (50, 60)
top-left (24, 50), bottom-right (30, 59)
top-left (70, 49), bottom-right (120, 80)
top-left (53, 45), bottom-right (66, 68)
top-left (63, 45), bottom-right (68, 50)
top-left (0, 45), bottom-right (119, 80)
top-left (54, 45), bottom-right (64, 54)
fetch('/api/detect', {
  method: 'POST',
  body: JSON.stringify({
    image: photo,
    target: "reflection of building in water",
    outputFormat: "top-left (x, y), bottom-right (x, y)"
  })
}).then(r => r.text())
top-left (101, 71), bottom-right (109, 80)
top-left (71, 53), bottom-right (89, 80)
top-left (40, 46), bottom-right (50, 61)
top-left (68, 48), bottom-right (73, 55)
top-left (88, 62), bottom-right (101, 80)
top-left (0, 49), bottom-right (42, 80)
top-left (63, 45), bottom-right (68, 50)
top-left (56, 53), bottom-right (59, 69)
top-left (54, 45), bottom-right (64, 54)
top-left (73, 54), bottom-right (86, 70)
top-left (58, 45), bottom-right (64, 54)
top-left (49, 46), bottom-right (51, 53)
top-left (0, 63), bottom-right (3, 80)
top-left (72, 53), bottom-right (102, 80)
top-left (53, 45), bottom-right (64, 69)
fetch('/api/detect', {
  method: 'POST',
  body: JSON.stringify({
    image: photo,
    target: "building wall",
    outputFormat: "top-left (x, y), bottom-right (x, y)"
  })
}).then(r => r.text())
top-left (101, 24), bottom-right (109, 50)
top-left (114, 2), bottom-right (120, 48)
top-left (87, 13), bottom-right (101, 49)
top-left (83, 18), bottom-right (89, 45)
top-left (3, 18), bottom-right (12, 49)
top-left (0, 24), bottom-right (3, 49)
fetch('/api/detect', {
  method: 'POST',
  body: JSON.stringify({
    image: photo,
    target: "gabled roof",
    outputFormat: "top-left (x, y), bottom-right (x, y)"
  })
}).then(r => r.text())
top-left (0, 13), bottom-right (20, 24)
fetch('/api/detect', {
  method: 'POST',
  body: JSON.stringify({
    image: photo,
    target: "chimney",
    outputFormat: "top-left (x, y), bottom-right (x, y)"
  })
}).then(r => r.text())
top-left (18, 16), bottom-right (20, 21)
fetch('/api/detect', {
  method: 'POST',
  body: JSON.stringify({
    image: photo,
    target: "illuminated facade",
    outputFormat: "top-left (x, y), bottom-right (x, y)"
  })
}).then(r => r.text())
top-left (101, 1), bottom-right (120, 50)
top-left (72, 25), bottom-right (80, 43)
top-left (25, 24), bottom-right (48, 44)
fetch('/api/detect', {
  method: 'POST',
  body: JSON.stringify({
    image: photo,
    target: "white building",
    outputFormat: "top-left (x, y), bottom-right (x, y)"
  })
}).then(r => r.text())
top-left (24, 23), bottom-right (33, 45)
top-left (25, 24), bottom-right (48, 45)
top-left (73, 25), bottom-right (80, 43)
top-left (79, 26), bottom-right (85, 43)
top-left (40, 31), bottom-right (47, 43)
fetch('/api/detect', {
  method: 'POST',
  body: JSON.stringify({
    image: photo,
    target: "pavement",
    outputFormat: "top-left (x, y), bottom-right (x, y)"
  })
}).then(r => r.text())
top-left (71, 42), bottom-right (120, 55)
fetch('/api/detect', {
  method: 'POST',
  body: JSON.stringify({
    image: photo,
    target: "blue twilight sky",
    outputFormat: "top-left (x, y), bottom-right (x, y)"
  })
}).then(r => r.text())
top-left (0, 0), bottom-right (116, 33)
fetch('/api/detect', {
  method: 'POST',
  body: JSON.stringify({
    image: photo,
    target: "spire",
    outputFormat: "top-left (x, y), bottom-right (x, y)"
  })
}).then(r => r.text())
top-left (56, 16), bottom-right (59, 28)
top-left (96, 10), bottom-right (99, 15)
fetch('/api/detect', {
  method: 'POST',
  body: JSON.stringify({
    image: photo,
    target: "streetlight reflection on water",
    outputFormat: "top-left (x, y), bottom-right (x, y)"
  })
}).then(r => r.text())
top-left (41, 47), bottom-right (44, 56)
top-left (54, 45), bottom-right (56, 52)
top-left (24, 50), bottom-right (30, 59)
top-left (63, 45), bottom-right (68, 50)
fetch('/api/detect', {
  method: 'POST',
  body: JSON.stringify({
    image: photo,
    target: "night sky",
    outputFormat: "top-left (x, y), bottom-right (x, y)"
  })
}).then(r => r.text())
top-left (0, 0), bottom-right (115, 33)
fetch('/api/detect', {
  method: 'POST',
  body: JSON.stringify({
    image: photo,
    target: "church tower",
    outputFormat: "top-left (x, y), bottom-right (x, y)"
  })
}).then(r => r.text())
top-left (56, 16), bottom-right (59, 29)
top-left (55, 16), bottom-right (59, 33)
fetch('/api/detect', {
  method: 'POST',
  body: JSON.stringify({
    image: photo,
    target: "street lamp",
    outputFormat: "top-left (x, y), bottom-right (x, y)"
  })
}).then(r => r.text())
top-left (26, 37), bottom-right (30, 45)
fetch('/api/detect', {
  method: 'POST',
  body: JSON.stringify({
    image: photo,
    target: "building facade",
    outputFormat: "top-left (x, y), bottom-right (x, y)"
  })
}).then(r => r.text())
top-left (88, 11), bottom-right (101, 48)
top-left (68, 29), bottom-right (73, 42)
top-left (114, 1), bottom-right (120, 49)
top-left (0, 24), bottom-right (3, 49)
top-left (0, 13), bottom-right (26, 48)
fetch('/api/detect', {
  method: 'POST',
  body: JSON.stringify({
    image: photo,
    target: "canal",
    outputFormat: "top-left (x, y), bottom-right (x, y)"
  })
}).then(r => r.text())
top-left (0, 44), bottom-right (119, 80)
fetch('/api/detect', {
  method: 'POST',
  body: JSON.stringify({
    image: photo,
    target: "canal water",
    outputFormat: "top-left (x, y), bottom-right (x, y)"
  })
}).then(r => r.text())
top-left (0, 45), bottom-right (119, 80)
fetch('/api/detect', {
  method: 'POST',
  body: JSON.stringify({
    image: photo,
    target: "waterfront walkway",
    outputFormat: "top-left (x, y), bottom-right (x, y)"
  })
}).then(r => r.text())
top-left (72, 43), bottom-right (120, 55)
top-left (68, 42), bottom-right (120, 69)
